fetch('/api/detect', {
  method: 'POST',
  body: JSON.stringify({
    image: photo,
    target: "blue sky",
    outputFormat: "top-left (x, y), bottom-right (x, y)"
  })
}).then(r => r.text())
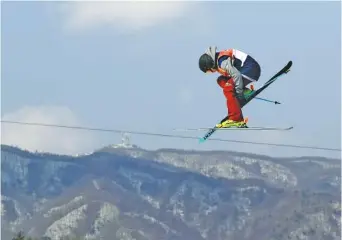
top-left (1, 1), bottom-right (341, 158)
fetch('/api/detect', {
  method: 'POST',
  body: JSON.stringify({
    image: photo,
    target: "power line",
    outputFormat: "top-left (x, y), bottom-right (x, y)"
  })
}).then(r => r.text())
top-left (1, 120), bottom-right (341, 152)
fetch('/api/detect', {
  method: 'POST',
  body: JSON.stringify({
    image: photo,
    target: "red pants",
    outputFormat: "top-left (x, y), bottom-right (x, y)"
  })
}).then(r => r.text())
top-left (217, 76), bottom-right (244, 121)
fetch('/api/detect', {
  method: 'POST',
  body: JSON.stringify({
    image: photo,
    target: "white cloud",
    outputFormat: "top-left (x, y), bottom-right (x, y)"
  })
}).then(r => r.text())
top-left (1, 105), bottom-right (98, 155)
top-left (58, 1), bottom-right (193, 32)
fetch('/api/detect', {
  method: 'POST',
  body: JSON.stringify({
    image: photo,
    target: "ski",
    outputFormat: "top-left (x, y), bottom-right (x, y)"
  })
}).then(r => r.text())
top-left (199, 60), bottom-right (293, 143)
top-left (174, 126), bottom-right (293, 131)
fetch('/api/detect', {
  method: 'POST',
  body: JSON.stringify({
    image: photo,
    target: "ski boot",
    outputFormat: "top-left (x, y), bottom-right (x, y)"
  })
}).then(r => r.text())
top-left (216, 118), bottom-right (248, 129)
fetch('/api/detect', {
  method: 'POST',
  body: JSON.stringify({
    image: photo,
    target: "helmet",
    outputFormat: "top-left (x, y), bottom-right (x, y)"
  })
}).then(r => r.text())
top-left (199, 53), bottom-right (215, 73)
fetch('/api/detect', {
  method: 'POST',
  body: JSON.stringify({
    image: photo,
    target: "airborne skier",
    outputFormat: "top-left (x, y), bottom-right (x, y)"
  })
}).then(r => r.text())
top-left (198, 46), bottom-right (261, 128)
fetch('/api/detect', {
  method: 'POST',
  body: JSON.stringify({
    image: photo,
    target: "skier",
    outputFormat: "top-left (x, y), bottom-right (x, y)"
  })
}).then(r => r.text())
top-left (198, 46), bottom-right (261, 128)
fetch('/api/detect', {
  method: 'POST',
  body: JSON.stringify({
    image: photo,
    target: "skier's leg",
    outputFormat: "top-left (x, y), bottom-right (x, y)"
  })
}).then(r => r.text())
top-left (222, 78), bottom-right (244, 122)
top-left (216, 75), bottom-right (246, 127)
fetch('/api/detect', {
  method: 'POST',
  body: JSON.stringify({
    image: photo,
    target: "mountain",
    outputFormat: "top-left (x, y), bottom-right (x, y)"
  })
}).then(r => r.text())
top-left (1, 143), bottom-right (341, 240)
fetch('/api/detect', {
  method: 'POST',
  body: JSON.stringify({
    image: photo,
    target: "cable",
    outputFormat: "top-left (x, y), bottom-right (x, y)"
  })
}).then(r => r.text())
top-left (1, 120), bottom-right (341, 152)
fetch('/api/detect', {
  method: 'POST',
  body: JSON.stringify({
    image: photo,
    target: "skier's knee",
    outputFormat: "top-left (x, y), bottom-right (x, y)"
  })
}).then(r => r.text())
top-left (217, 75), bottom-right (230, 88)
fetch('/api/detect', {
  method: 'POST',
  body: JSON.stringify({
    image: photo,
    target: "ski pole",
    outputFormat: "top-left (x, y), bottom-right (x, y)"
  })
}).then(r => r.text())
top-left (255, 97), bottom-right (281, 104)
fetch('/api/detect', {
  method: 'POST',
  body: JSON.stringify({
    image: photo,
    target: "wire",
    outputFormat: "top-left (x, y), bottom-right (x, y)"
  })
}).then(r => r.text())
top-left (1, 120), bottom-right (341, 152)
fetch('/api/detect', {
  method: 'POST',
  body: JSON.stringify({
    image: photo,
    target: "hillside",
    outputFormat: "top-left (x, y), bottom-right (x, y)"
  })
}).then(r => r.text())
top-left (1, 144), bottom-right (340, 240)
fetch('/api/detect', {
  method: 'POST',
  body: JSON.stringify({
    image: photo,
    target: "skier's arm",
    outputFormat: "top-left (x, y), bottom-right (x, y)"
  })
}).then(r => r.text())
top-left (220, 57), bottom-right (243, 96)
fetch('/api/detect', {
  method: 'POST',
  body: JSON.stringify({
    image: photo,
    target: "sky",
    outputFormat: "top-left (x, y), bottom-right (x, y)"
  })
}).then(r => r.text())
top-left (1, 1), bottom-right (341, 159)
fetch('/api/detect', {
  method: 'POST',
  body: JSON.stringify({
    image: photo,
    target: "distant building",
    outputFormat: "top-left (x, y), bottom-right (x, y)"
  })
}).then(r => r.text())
top-left (110, 132), bottom-right (139, 149)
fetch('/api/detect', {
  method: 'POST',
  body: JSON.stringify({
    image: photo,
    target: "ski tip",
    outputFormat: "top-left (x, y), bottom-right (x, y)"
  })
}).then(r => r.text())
top-left (199, 138), bottom-right (205, 143)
